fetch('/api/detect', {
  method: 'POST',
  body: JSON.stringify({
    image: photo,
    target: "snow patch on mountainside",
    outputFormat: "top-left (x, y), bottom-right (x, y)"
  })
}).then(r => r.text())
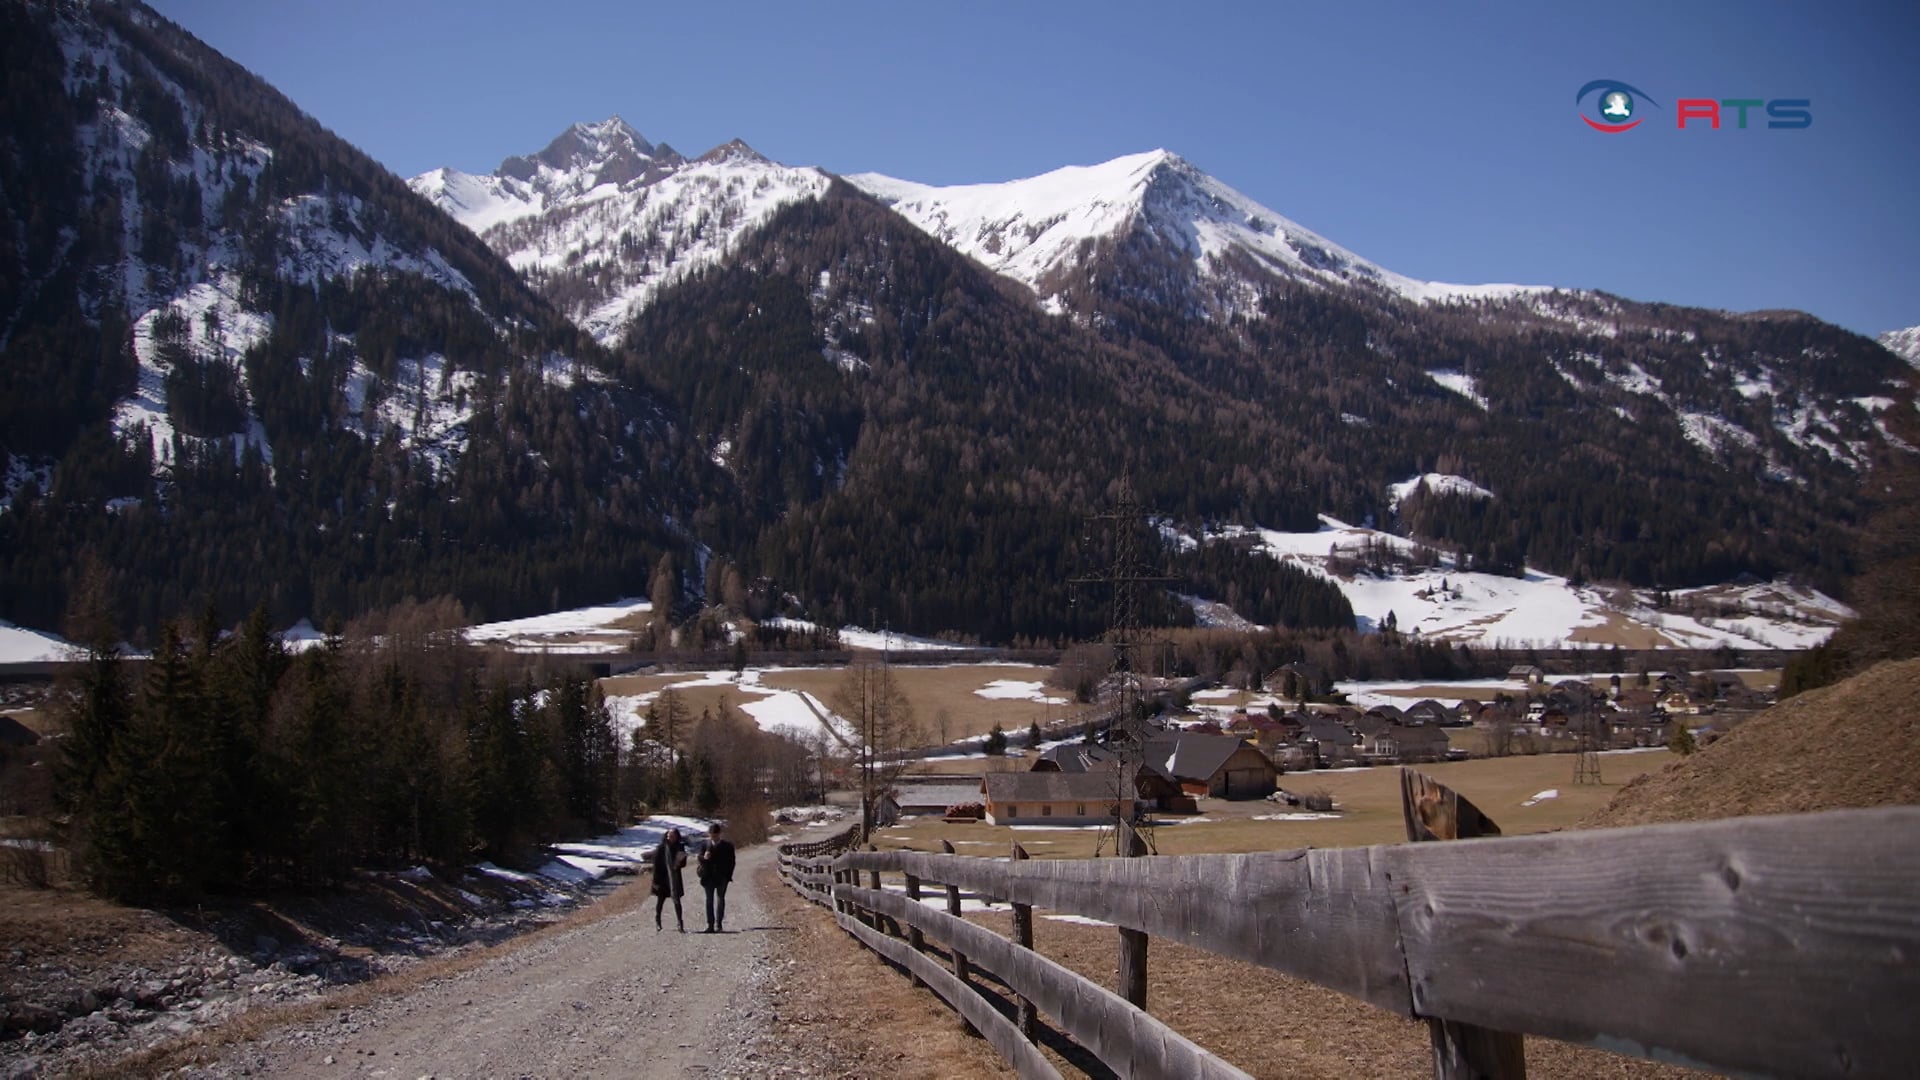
top-left (1425, 370), bottom-right (1487, 409)
top-left (1170, 517), bottom-right (1846, 650)
top-left (1389, 474), bottom-right (1494, 510)
top-left (849, 150), bottom-right (1545, 314)
top-left (1880, 325), bottom-right (1920, 367)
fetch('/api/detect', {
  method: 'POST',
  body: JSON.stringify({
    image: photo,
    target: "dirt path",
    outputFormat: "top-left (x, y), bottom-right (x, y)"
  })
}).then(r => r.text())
top-left (186, 845), bottom-right (793, 1079)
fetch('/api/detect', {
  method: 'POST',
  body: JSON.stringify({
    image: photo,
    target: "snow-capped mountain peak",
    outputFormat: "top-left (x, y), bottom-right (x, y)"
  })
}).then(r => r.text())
top-left (498, 115), bottom-right (672, 187)
top-left (411, 121), bottom-right (832, 344)
top-left (848, 149), bottom-right (1543, 313)
top-left (1880, 324), bottom-right (1920, 368)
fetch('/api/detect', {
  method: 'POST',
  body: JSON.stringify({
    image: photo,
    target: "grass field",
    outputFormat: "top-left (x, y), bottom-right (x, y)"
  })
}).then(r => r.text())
top-left (598, 663), bottom-right (1073, 745)
top-left (870, 749), bottom-right (1678, 856)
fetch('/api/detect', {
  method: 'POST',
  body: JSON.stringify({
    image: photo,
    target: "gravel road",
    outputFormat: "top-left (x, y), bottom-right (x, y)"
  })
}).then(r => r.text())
top-left (187, 843), bottom-right (795, 1079)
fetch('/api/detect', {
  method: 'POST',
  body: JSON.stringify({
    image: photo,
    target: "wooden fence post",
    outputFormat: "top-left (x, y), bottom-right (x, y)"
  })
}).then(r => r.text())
top-left (905, 871), bottom-right (926, 988)
top-left (944, 837), bottom-right (975, 980)
top-left (868, 844), bottom-right (900, 937)
top-left (1117, 819), bottom-right (1149, 1009)
top-left (1400, 768), bottom-right (1527, 1080)
top-left (1010, 842), bottom-right (1037, 1040)
top-left (941, 839), bottom-right (978, 1037)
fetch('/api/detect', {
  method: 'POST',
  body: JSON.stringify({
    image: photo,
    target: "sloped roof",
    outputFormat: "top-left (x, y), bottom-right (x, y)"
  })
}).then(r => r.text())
top-left (1142, 732), bottom-right (1257, 783)
top-left (1035, 743), bottom-right (1121, 774)
top-left (0, 715), bottom-right (38, 746)
top-left (894, 782), bottom-right (985, 808)
top-left (985, 771), bottom-right (1130, 803)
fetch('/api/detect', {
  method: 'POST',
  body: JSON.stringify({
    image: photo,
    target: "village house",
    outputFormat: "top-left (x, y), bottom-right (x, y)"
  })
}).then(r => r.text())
top-left (1508, 664), bottom-right (1546, 686)
top-left (983, 771), bottom-right (1132, 826)
top-left (1031, 743), bottom-right (1185, 811)
top-left (1402, 699), bottom-right (1457, 727)
top-left (1144, 731), bottom-right (1278, 799)
top-left (1360, 722), bottom-right (1451, 764)
top-left (1298, 715), bottom-right (1361, 767)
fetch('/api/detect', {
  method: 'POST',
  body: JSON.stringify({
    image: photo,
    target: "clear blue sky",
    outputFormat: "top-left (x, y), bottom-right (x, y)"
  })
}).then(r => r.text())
top-left (149, 0), bottom-right (1920, 337)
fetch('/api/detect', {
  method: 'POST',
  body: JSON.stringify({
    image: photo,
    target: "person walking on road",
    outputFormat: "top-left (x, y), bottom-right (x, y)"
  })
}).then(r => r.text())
top-left (697, 822), bottom-right (737, 933)
top-left (651, 828), bottom-right (688, 932)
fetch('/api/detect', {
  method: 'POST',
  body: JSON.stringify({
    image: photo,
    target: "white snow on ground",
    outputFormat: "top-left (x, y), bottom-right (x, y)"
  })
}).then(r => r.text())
top-left (1388, 473), bottom-right (1494, 511)
top-left (539, 815), bottom-right (711, 884)
top-left (1426, 370), bottom-right (1489, 410)
top-left (462, 598), bottom-right (651, 654)
top-left (277, 619), bottom-right (328, 654)
top-left (605, 668), bottom-right (853, 745)
top-left (1176, 516), bottom-right (1847, 650)
top-left (835, 625), bottom-right (969, 652)
top-left (850, 150), bottom-right (1543, 316)
top-left (1252, 813), bottom-right (1343, 822)
top-left (975, 679), bottom-right (1069, 704)
top-left (1043, 914), bottom-right (1115, 927)
top-left (465, 598), bottom-right (651, 640)
top-left (1521, 789), bottom-right (1560, 807)
top-left (0, 621), bottom-right (74, 663)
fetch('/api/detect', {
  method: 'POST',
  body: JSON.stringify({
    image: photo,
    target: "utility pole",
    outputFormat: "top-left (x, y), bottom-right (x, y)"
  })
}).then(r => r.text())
top-left (1073, 477), bottom-right (1170, 859)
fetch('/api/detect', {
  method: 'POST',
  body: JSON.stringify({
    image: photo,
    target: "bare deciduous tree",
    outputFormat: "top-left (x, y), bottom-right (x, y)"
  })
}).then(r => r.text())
top-left (831, 662), bottom-right (919, 833)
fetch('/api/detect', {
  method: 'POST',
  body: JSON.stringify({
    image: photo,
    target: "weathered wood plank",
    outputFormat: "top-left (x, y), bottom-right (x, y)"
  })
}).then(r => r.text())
top-left (1116, 821), bottom-right (1149, 1010)
top-left (1010, 843), bottom-right (1037, 1039)
top-left (842, 883), bottom-right (1253, 1080)
top-left (1381, 807), bottom-right (1920, 1078)
top-left (837, 909), bottom-right (1061, 1080)
top-left (940, 838), bottom-right (973, 990)
top-left (1399, 768), bottom-right (1527, 1080)
top-left (905, 871), bottom-right (927, 989)
top-left (839, 844), bottom-right (1411, 1013)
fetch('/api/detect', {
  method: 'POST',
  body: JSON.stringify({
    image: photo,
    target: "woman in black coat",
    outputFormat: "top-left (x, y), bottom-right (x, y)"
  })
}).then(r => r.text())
top-left (696, 822), bottom-right (737, 933)
top-left (650, 828), bottom-right (688, 932)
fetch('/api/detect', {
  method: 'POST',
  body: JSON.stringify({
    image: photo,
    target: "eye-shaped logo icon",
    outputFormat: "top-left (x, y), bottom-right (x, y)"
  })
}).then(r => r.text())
top-left (1577, 79), bottom-right (1659, 133)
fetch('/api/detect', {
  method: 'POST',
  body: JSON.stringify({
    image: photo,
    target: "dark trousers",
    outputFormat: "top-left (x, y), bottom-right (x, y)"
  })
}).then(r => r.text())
top-left (704, 882), bottom-right (729, 930)
top-left (655, 893), bottom-right (682, 928)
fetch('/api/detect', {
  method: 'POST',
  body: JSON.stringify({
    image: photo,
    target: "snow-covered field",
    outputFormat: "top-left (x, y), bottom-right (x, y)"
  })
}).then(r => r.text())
top-left (603, 668), bottom-right (852, 746)
top-left (462, 598), bottom-right (652, 654)
top-left (0, 621), bottom-right (75, 663)
top-left (1181, 516), bottom-right (1848, 650)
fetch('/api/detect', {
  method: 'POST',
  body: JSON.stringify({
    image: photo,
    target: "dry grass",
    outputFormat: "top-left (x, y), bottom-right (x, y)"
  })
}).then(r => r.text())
top-left (756, 863), bottom-right (1013, 1079)
top-left (597, 663), bottom-right (1074, 748)
top-left (870, 751), bottom-right (1677, 856)
top-left (1566, 610), bottom-right (1680, 648)
top-left (1585, 657), bottom-right (1920, 828)
top-left (761, 665), bottom-right (1069, 742)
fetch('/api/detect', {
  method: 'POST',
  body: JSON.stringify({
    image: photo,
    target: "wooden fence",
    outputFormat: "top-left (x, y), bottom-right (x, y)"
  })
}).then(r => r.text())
top-left (777, 771), bottom-right (1920, 1079)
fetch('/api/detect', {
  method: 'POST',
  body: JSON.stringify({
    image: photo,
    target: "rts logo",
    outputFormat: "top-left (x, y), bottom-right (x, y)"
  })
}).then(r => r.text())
top-left (1577, 79), bottom-right (1812, 132)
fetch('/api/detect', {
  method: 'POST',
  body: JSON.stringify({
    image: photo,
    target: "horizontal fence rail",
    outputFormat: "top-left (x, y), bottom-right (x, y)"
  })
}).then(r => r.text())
top-left (780, 781), bottom-right (1920, 1080)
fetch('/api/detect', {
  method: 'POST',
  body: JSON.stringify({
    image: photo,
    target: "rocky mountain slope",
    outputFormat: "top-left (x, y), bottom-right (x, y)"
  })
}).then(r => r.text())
top-left (411, 119), bottom-right (832, 344)
top-left (0, 2), bottom-right (712, 636)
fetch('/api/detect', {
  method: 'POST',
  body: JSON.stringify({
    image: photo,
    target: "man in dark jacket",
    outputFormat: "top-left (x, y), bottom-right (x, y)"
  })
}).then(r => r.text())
top-left (651, 828), bottom-right (688, 932)
top-left (696, 822), bottom-right (737, 933)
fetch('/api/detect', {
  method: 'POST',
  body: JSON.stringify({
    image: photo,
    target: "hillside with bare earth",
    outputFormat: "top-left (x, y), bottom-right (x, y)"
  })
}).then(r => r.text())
top-left (1583, 658), bottom-right (1920, 829)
